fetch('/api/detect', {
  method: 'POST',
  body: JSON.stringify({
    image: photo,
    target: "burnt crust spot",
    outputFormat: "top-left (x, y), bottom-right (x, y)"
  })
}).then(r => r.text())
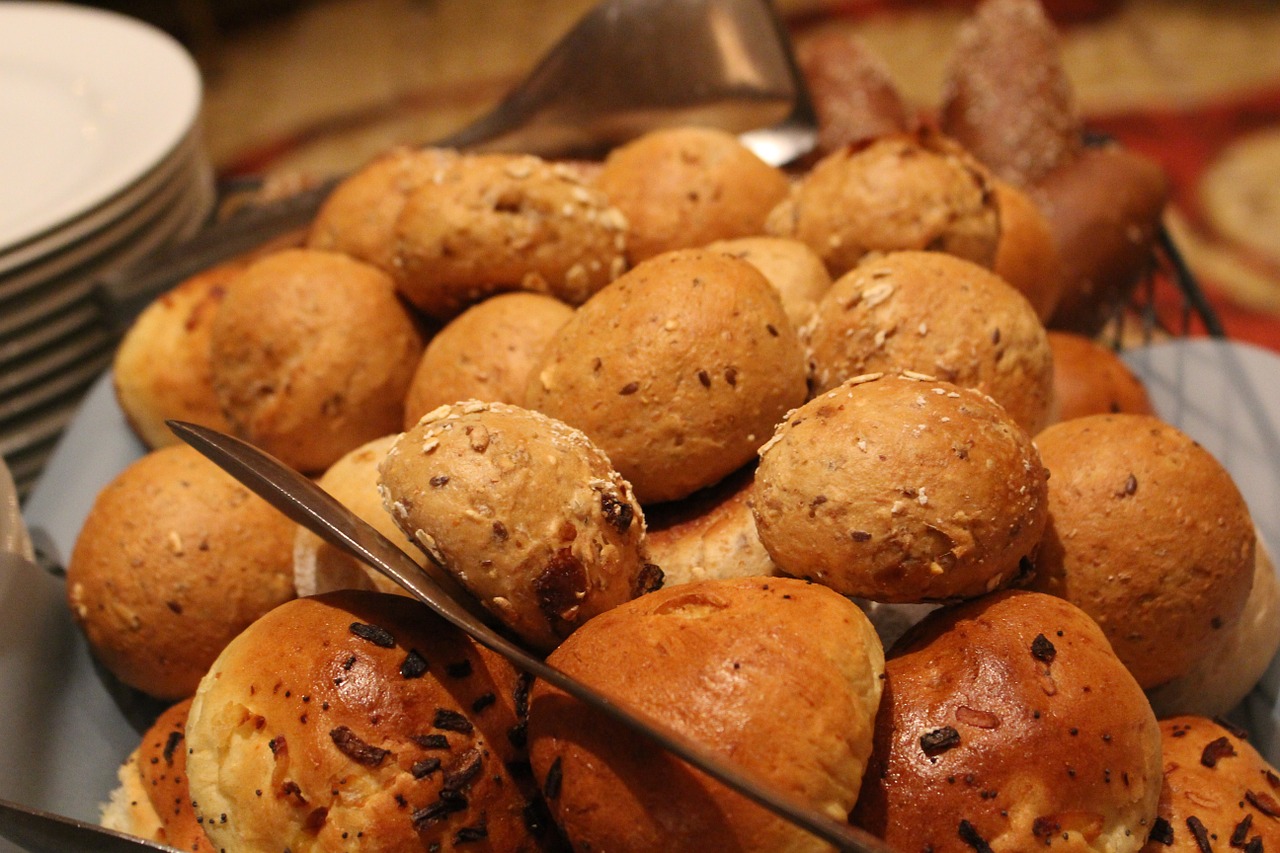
top-left (1147, 817), bottom-right (1173, 845)
top-left (349, 622), bottom-right (396, 648)
top-left (958, 819), bottom-right (994, 853)
top-left (921, 726), bottom-right (961, 756)
top-left (1031, 634), bottom-right (1057, 663)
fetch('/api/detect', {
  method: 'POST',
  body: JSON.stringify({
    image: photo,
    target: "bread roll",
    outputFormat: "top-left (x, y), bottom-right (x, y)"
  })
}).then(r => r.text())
top-left (1139, 716), bottom-right (1280, 852)
top-left (1047, 330), bottom-right (1154, 423)
top-left (704, 236), bottom-right (833, 332)
top-left (528, 576), bottom-right (885, 852)
top-left (1029, 414), bottom-right (1256, 689)
top-left (209, 248), bottom-right (426, 474)
top-left (185, 591), bottom-right (556, 852)
top-left (992, 178), bottom-right (1065, 321)
top-left (66, 444), bottom-right (296, 700)
top-left (753, 372), bottom-right (1048, 603)
top-left (403, 292), bottom-right (573, 427)
top-left (378, 400), bottom-right (657, 652)
top-left (526, 249), bottom-right (807, 505)
top-left (804, 250), bottom-right (1054, 436)
top-left (765, 130), bottom-right (1001, 278)
top-left (594, 126), bottom-right (790, 263)
top-left (853, 590), bottom-right (1162, 853)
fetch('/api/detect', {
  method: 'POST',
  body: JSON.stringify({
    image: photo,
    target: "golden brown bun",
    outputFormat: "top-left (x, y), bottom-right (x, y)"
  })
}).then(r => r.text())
top-left (1140, 716), bottom-right (1280, 852)
top-left (526, 249), bottom-right (807, 505)
top-left (1036, 142), bottom-right (1169, 336)
top-left (754, 372), bottom-right (1048, 603)
top-left (1029, 414), bottom-right (1256, 689)
top-left (594, 126), bottom-right (790, 264)
top-left (185, 591), bottom-right (556, 853)
top-left (392, 152), bottom-right (628, 318)
top-left (209, 248), bottom-right (425, 474)
top-left (643, 465), bottom-right (779, 587)
top-left (805, 250), bottom-right (1054, 436)
top-left (939, 0), bottom-right (1082, 187)
top-left (992, 178), bottom-right (1065, 321)
top-left (293, 434), bottom-right (432, 599)
top-left (100, 748), bottom-right (164, 843)
top-left (1047, 330), bottom-right (1155, 423)
top-left (765, 130), bottom-right (1001, 278)
top-left (795, 29), bottom-right (915, 157)
top-left (66, 444), bottom-right (296, 700)
top-left (403, 292), bottom-right (573, 427)
top-left (379, 401), bottom-right (656, 652)
top-left (704, 236), bottom-right (833, 332)
top-left (528, 576), bottom-right (885, 853)
top-left (112, 260), bottom-right (238, 450)
top-left (1146, 534), bottom-right (1280, 718)
top-left (853, 590), bottom-right (1162, 853)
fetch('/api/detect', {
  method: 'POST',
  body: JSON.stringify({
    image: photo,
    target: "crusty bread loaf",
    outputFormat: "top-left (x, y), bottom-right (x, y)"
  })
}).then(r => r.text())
top-left (528, 576), bottom-right (885, 853)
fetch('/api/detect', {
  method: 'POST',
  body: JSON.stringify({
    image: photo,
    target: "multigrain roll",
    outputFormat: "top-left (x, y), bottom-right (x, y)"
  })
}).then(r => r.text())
top-left (852, 590), bottom-right (1163, 853)
top-left (804, 250), bottom-right (1054, 436)
top-left (1029, 414), bottom-right (1256, 690)
top-left (704, 236), bottom-right (833, 332)
top-left (764, 129), bottom-right (1001, 278)
top-left (526, 249), bottom-right (807, 505)
top-left (753, 372), bottom-right (1048, 603)
top-left (1047, 330), bottom-right (1154, 422)
top-left (403, 292), bottom-right (574, 427)
top-left (101, 697), bottom-right (212, 852)
top-left (65, 444), bottom-right (296, 700)
top-left (1139, 716), bottom-right (1280, 853)
top-left (593, 126), bottom-right (790, 264)
top-left (528, 576), bottom-right (885, 853)
top-left (392, 152), bottom-right (629, 318)
top-left (209, 248), bottom-right (425, 474)
top-left (184, 591), bottom-right (557, 853)
top-left (378, 401), bottom-right (658, 652)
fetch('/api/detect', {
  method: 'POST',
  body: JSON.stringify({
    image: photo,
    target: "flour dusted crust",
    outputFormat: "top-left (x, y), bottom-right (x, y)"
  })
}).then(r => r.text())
top-left (525, 248), bottom-right (807, 505)
top-left (209, 247), bottom-right (425, 474)
top-left (1139, 716), bottom-right (1280, 852)
top-left (65, 444), bottom-right (296, 700)
top-left (704, 236), bottom-right (833, 332)
top-left (764, 129), bottom-right (1001, 278)
top-left (1047, 330), bottom-right (1154, 423)
top-left (852, 590), bottom-right (1162, 853)
top-left (403, 291), bottom-right (574, 427)
top-left (378, 401), bottom-right (656, 652)
top-left (184, 591), bottom-right (555, 853)
top-left (804, 250), bottom-right (1054, 436)
top-left (391, 152), bottom-right (629, 318)
top-left (1029, 414), bottom-right (1256, 690)
top-left (594, 126), bottom-right (790, 264)
top-left (528, 576), bottom-right (885, 853)
top-left (753, 372), bottom-right (1048, 603)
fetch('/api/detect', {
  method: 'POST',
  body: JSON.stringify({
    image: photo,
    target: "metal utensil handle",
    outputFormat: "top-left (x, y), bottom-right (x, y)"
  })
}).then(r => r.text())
top-left (168, 421), bottom-right (893, 853)
top-left (0, 797), bottom-right (181, 853)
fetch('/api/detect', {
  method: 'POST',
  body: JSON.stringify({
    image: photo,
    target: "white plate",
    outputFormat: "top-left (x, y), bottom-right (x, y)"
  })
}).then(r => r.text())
top-left (0, 2), bottom-right (202, 252)
top-left (5, 339), bottom-right (1280, 840)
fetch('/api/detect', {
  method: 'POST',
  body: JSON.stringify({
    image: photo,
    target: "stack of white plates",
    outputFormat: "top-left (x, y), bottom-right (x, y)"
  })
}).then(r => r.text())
top-left (0, 2), bottom-right (215, 496)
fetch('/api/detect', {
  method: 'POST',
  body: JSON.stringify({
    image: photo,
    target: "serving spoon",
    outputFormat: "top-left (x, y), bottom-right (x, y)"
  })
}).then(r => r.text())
top-left (97, 0), bottom-right (817, 328)
top-left (168, 420), bottom-right (893, 853)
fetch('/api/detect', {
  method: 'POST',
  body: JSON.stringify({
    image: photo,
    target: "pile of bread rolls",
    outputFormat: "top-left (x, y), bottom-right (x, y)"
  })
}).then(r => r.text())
top-left (75, 1), bottom-right (1280, 851)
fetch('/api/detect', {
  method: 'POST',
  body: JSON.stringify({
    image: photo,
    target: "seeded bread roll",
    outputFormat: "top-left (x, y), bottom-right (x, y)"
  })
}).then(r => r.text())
top-left (379, 401), bottom-right (658, 652)
top-left (526, 249), bottom-right (807, 505)
top-left (643, 465), bottom-right (779, 587)
top-left (991, 178), bottom-right (1065, 322)
top-left (1139, 716), bottom-right (1280, 853)
top-left (112, 260), bottom-right (238, 450)
top-left (209, 248), bottom-right (426, 474)
top-left (392, 152), bottom-right (629, 318)
top-left (753, 372), bottom-right (1048, 603)
top-left (704, 236), bottom-right (833, 332)
top-left (1046, 330), bottom-right (1154, 423)
top-left (764, 129), bottom-right (1001, 278)
top-left (528, 576), bottom-right (885, 853)
top-left (852, 590), bottom-right (1162, 853)
top-left (805, 250), bottom-right (1054, 436)
top-left (66, 444), bottom-right (296, 700)
top-left (1029, 414), bottom-right (1256, 690)
top-left (403, 292), bottom-right (574, 427)
top-left (594, 126), bottom-right (790, 264)
top-left (185, 591), bottom-right (557, 853)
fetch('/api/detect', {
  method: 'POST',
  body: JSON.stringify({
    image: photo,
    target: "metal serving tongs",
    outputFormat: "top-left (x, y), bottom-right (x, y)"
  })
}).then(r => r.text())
top-left (165, 421), bottom-right (893, 853)
top-left (96, 0), bottom-right (817, 329)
